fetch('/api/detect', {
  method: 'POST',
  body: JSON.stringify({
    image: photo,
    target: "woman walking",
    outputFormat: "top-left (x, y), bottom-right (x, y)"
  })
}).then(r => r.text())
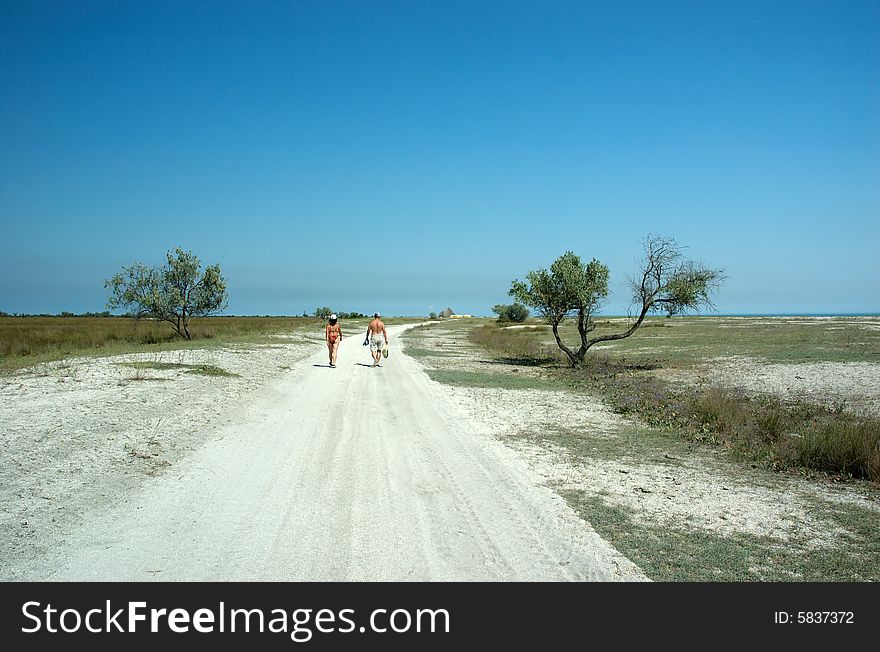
top-left (325, 313), bottom-right (342, 367)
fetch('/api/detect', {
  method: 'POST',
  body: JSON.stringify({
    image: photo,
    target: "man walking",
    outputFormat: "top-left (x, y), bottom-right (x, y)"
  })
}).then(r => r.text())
top-left (364, 312), bottom-right (388, 367)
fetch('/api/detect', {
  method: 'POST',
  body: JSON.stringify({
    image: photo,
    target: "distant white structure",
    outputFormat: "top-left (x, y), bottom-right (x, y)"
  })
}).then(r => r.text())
top-left (437, 308), bottom-right (473, 319)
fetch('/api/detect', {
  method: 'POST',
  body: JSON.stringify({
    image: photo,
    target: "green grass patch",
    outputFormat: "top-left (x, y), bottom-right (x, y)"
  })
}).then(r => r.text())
top-left (401, 346), bottom-right (464, 359)
top-left (562, 491), bottom-right (880, 581)
top-left (425, 369), bottom-right (564, 391)
top-left (525, 316), bottom-right (880, 366)
top-left (469, 323), bottom-right (558, 366)
top-left (803, 498), bottom-right (880, 581)
top-left (118, 362), bottom-right (239, 377)
top-left (515, 422), bottom-right (696, 467)
top-left (563, 492), bottom-right (765, 580)
top-left (185, 364), bottom-right (238, 377)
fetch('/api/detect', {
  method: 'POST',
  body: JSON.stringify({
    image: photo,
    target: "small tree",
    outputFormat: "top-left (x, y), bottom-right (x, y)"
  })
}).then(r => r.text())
top-left (509, 235), bottom-right (723, 367)
top-left (105, 248), bottom-right (227, 340)
top-left (314, 307), bottom-right (333, 319)
top-left (429, 312), bottom-right (438, 320)
top-left (492, 303), bottom-right (530, 323)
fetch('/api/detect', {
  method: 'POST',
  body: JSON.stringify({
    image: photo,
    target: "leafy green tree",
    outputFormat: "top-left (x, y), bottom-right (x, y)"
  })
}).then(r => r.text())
top-left (492, 303), bottom-right (530, 323)
top-left (509, 235), bottom-right (723, 367)
top-left (105, 248), bottom-right (227, 340)
top-left (429, 312), bottom-right (438, 320)
top-left (314, 307), bottom-right (333, 319)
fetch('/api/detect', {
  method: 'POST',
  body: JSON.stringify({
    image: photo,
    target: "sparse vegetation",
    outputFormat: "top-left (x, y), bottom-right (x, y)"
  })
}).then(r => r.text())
top-left (468, 323), bottom-right (556, 366)
top-left (562, 492), bottom-right (879, 581)
top-left (425, 369), bottom-right (562, 391)
top-left (468, 320), bottom-right (880, 482)
top-left (124, 366), bottom-right (166, 382)
top-left (578, 357), bottom-right (880, 481)
top-left (118, 361), bottom-right (238, 377)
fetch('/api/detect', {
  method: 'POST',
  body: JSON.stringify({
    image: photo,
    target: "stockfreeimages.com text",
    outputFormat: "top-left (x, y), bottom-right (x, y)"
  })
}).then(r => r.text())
top-left (22, 601), bottom-right (450, 642)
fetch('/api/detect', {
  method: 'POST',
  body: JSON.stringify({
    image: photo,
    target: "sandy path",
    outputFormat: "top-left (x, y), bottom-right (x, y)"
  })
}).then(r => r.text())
top-left (18, 325), bottom-right (643, 581)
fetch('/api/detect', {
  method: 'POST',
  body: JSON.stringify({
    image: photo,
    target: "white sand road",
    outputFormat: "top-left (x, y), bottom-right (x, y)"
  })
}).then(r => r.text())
top-left (11, 325), bottom-right (644, 581)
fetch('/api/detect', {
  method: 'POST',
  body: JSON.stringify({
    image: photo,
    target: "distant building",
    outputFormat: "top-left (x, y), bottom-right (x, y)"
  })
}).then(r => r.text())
top-left (448, 314), bottom-right (472, 319)
top-left (439, 308), bottom-right (455, 318)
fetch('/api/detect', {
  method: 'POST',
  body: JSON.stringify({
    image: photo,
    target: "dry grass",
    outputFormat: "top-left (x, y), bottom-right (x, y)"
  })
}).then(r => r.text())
top-left (468, 323), bottom-right (559, 366)
top-left (0, 316), bottom-right (329, 372)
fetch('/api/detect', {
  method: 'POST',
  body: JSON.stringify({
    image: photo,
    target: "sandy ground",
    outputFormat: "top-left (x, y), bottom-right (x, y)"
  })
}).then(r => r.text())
top-left (400, 323), bottom-right (880, 575)
top-left (0, 337), bottom-right (317, 576)
top-left (0, 325), bottom-right (644, 581)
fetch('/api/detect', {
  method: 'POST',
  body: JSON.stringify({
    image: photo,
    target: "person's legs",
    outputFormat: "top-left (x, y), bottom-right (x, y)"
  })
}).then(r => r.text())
top-left (370, 335), bottom-right (380, 366)
top-left (327, 342), bottom-right (333, 365)
top-left (331, 340), bottom-right (339, 366)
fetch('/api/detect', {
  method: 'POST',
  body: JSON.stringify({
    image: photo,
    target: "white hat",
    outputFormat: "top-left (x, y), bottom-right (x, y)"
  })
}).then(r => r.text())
top-left (329, 313), bottom-right (337, 320)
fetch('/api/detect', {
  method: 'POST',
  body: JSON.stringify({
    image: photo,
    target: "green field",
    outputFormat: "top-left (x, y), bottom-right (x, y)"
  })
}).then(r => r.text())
top-left (519, 315), bottom-right (880, 366)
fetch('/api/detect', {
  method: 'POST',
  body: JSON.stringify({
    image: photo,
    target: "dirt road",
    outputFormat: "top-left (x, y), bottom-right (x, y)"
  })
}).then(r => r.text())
top-left (23, 325), bottom-right (644, 581)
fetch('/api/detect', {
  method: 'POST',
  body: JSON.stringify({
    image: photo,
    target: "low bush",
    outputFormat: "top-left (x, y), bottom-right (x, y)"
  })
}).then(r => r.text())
top-left (492, 303), bottom-right (530, 323)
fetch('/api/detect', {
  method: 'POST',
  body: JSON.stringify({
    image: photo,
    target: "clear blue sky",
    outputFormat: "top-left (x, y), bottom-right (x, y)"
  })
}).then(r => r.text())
top-left (2, 0), bottom-right (878, 316)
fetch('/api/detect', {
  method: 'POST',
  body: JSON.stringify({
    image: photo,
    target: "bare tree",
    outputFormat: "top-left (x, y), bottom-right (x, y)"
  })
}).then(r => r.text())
top-left (509, 235), bottom-right (724, 367)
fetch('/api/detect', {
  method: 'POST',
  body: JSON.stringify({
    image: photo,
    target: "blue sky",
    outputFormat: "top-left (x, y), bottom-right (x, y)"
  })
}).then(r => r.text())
top-left (2, 0), bottom-right (878, 316)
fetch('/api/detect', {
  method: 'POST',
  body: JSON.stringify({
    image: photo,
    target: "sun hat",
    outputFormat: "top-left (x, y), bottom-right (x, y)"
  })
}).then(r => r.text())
top-left (374, 312), bottom-right (381, 318)
top-left (329, 314), bottom-right (337, 320)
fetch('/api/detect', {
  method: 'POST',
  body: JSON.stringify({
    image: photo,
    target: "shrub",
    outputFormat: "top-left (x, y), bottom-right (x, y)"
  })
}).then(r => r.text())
top-left (492, 303), bottom-right (530, 323)
top-left (693, 388), bottom-right (747, 435)
top-left (794, 419), bottom-right (880, 481)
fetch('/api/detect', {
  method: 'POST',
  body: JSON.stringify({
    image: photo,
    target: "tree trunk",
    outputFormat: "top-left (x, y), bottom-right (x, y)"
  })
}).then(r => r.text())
top-left (164, 316), bottom-right (186, 339)
top-left (182, 307), bottom-right (191, 340)
top-left (551, 321), bottom-right (578, 367)
top-left (587, 303), bottom-right (651, 348)
top-left (572, 307), bottom-right (591, 367)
